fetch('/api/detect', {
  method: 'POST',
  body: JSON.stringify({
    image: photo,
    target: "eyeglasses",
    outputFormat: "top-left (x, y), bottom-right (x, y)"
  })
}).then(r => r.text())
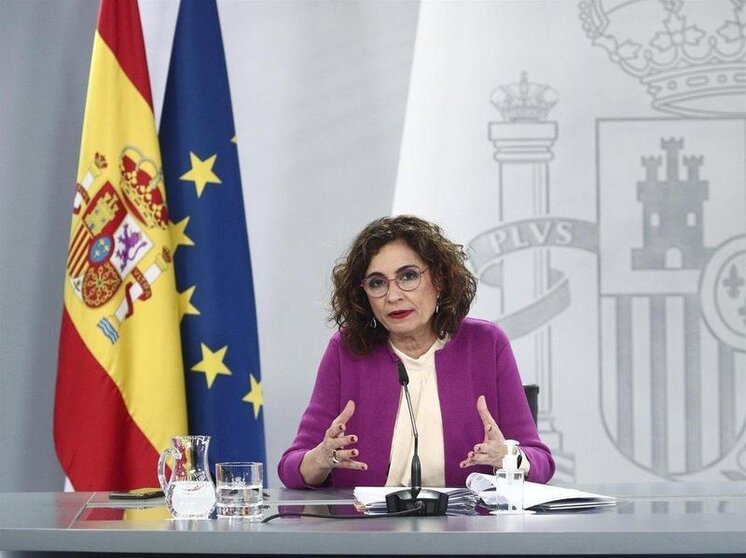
top-left (361, 266), bottom-right (428, 298)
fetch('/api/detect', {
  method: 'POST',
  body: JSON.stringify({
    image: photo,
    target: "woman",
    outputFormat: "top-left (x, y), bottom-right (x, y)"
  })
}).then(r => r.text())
top-left (278, 215), bottom-right (554, 488)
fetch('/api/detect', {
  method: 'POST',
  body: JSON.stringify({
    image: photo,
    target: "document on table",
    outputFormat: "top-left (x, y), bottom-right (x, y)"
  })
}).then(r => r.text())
top-left (466, 473), bottom-right (617, 511)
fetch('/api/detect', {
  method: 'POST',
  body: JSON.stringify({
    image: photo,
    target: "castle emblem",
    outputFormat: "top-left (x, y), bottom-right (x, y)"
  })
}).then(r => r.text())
top-left (632, 138), bottom-right (713, 270)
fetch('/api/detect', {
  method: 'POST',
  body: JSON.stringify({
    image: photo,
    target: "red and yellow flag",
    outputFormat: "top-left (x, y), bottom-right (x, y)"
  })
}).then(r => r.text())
top-left (54, 0), bottom-right (187, 490)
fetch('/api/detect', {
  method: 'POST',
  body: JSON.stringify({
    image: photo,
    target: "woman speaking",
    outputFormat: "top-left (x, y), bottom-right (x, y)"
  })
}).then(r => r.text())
top-left (278, 215), bottom-right (554, 488)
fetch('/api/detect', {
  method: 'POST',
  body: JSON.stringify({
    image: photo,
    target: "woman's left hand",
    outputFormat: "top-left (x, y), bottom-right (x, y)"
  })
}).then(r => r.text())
top-left (459, 395), bottom-right (507, 469)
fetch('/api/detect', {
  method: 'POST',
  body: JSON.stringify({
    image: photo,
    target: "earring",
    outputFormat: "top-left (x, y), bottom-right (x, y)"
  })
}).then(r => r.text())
top-left (435, 303), bottom-right (439, 315)
top-left (371, 316), bottom-right (377, 329)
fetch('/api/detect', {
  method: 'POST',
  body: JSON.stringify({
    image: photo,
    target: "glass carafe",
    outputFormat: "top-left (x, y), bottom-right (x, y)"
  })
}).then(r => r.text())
top-left (157, 435), bottom-right (216, 519)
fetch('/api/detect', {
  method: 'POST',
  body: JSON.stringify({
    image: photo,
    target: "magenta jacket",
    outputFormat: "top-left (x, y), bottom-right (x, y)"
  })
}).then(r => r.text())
top-left (278, 317), bottom-right (555, 488)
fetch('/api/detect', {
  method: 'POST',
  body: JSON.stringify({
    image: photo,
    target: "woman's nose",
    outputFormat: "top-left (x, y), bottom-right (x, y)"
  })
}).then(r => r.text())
top-left (386, 282), bottom-right (405, 301)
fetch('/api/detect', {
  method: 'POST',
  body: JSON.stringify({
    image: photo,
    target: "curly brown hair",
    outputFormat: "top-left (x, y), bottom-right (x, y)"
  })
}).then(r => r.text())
top-left (330, 215), bottom-right (477, 355)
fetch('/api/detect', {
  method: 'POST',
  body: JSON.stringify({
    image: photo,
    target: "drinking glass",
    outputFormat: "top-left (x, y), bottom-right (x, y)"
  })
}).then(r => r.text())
top-left (215, 462), bottom-right (264, 519)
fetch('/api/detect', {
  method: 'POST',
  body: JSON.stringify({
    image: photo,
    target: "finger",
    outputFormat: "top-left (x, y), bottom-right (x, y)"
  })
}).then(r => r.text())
top-left (461, 450), bottom-right (494, 468)
top-left (462, 440), bottom-right (508, 468)
top-left (459, 451), bottom-right (478, 469)
top-left (332, 448), bottom-right (360, 461)
top-left (474, 441), bottom-right (507, 465)
top-left (337, 400), bottom-right (356, 424)
top-left (328, 444), bottom-right (367, 470)
top-left (325, 401), bottom-right (356, 438)
top-left (460, 458), bottom-right (479, 468)
top-left (330, 434), bottom-right (358, 451)
top-left (474, 439), bottom-right (503, 453)
top-left (333, 458), bottom-right (368, 471)
top-left (332, 400), bottom-right (356, 433)
top-left (459, 451), bottom-right (481, 468)
top-left (476, 395), bottom-right (500, 438)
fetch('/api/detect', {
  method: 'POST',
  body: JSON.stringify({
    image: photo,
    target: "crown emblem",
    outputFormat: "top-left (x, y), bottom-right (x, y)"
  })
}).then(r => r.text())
top-left (490, 72), bottom-right (559, 122)
top-left (579, 0), bottom-right (746, 117)
top-left (118, 147), bottom-right (169, 229)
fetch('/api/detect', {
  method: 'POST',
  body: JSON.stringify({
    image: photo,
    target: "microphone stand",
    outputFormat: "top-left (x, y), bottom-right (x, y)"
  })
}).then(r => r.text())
top-left (386, 362), bottom-right (449, 516)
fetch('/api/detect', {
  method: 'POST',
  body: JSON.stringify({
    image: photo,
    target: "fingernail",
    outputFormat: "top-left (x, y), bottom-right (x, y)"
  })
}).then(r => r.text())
top-left (487, 426), bottom-right (492, 432)
top-left (339, 424), bottom-right (344, 431)
top-left (351, 435), bottom-right (357, 442)
top-left (352, 450), bottom-right (358, 456)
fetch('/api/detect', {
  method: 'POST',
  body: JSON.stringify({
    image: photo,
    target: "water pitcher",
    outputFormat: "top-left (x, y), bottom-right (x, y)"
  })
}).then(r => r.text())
top-left (157, 435), bottom-right (216, 519)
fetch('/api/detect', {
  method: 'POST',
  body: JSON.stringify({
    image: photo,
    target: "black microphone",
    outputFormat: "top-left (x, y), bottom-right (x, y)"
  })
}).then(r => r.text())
top-left (385, 361), bottom-right (449, 516)
top-left (397, 361), bottom-right (421, 497)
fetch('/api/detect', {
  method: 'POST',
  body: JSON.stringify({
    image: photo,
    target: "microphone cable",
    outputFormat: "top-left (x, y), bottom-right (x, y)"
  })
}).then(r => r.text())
top-left (261, 501), bottom-right (425, 523)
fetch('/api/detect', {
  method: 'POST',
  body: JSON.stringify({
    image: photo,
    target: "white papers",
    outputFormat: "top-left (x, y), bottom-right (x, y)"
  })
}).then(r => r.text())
top-left (353, 478), bottom-right (617, 515)
top-left (466, 473), bottom-right (617, 511)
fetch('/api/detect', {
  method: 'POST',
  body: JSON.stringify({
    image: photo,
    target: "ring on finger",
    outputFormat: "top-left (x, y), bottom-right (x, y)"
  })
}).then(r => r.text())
top-left (331, 449), bottom-right (341, 465)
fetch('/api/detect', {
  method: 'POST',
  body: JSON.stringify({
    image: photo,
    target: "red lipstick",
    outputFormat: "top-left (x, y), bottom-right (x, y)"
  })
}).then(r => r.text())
top-left (388, 310), bottom-right (413, 320)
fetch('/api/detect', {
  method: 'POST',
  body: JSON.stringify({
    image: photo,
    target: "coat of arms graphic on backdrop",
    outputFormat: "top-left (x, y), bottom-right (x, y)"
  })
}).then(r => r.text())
top-left (597, 120), bottom-right (746, 478)
top-left (582, 0), bottom-right (746, 479)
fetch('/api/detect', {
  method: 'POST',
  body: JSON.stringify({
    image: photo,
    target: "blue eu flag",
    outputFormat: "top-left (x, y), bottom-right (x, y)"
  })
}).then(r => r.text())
top-left (160, 0), bottom-right (266, 472)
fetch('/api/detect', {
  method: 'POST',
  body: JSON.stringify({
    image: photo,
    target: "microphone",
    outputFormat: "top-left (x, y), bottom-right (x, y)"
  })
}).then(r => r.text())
top-left (385, 361), bottom-right (449, 516)
top-left (397, 361), bottom-right (421, 497)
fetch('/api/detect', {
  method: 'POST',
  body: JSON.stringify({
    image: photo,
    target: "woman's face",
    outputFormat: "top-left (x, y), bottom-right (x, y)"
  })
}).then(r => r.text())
top-left (363, 239), bottom-right (439, 346)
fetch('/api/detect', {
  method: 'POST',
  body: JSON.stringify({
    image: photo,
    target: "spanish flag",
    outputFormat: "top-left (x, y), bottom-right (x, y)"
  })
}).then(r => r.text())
top-left (54, 0), bottom-right (188, 490)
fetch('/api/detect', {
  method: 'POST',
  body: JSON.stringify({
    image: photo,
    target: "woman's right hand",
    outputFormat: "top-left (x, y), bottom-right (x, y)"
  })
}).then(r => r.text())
top-left (299, 400), bottom-right (368, 486)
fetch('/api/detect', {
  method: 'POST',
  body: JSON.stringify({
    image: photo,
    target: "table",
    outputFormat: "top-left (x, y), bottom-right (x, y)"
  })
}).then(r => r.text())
top-left (1, 483), bottom-right (746, 555)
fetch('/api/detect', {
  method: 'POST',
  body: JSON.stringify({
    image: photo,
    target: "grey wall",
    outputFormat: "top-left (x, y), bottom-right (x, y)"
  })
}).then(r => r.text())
top-left (0, 0), bottom-right (97, 492)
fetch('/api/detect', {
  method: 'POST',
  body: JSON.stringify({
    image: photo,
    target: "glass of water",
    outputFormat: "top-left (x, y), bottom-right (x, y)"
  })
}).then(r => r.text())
top-left (215, 462), bottom-right (264, 520)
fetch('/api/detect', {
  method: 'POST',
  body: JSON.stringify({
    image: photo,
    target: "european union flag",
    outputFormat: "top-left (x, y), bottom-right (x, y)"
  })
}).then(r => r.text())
top-left (160, 0), bottom-right (265, 472)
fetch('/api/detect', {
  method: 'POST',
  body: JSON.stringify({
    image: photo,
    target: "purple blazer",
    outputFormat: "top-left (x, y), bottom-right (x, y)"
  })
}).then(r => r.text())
top-left (278, 317), bottom-right (555, 488)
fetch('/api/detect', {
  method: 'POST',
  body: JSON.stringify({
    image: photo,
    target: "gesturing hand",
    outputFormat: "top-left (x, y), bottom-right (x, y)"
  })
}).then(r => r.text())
top-left (300, 400), bottom-right (368, 485)
top-left (459, 395), bottom-right (507, 469)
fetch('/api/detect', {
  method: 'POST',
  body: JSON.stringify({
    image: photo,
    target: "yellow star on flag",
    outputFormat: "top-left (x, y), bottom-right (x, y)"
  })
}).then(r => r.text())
top-left (191, 343), bottom-right (231, 388)
top-left (180, 151), bottom-right (221, 197)
top-left (177, 286), bottom-right (200, 321)
top-left (170, 216), bottom-right (195, 254)
top-left (242, 374), bottom-right (263, 419)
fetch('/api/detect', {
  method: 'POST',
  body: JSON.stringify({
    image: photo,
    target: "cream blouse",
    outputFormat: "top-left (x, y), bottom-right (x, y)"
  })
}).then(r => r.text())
top-left (383, 336), bottom-right (531, 487)
top-left (385, 337), bottom-right (447, 487)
